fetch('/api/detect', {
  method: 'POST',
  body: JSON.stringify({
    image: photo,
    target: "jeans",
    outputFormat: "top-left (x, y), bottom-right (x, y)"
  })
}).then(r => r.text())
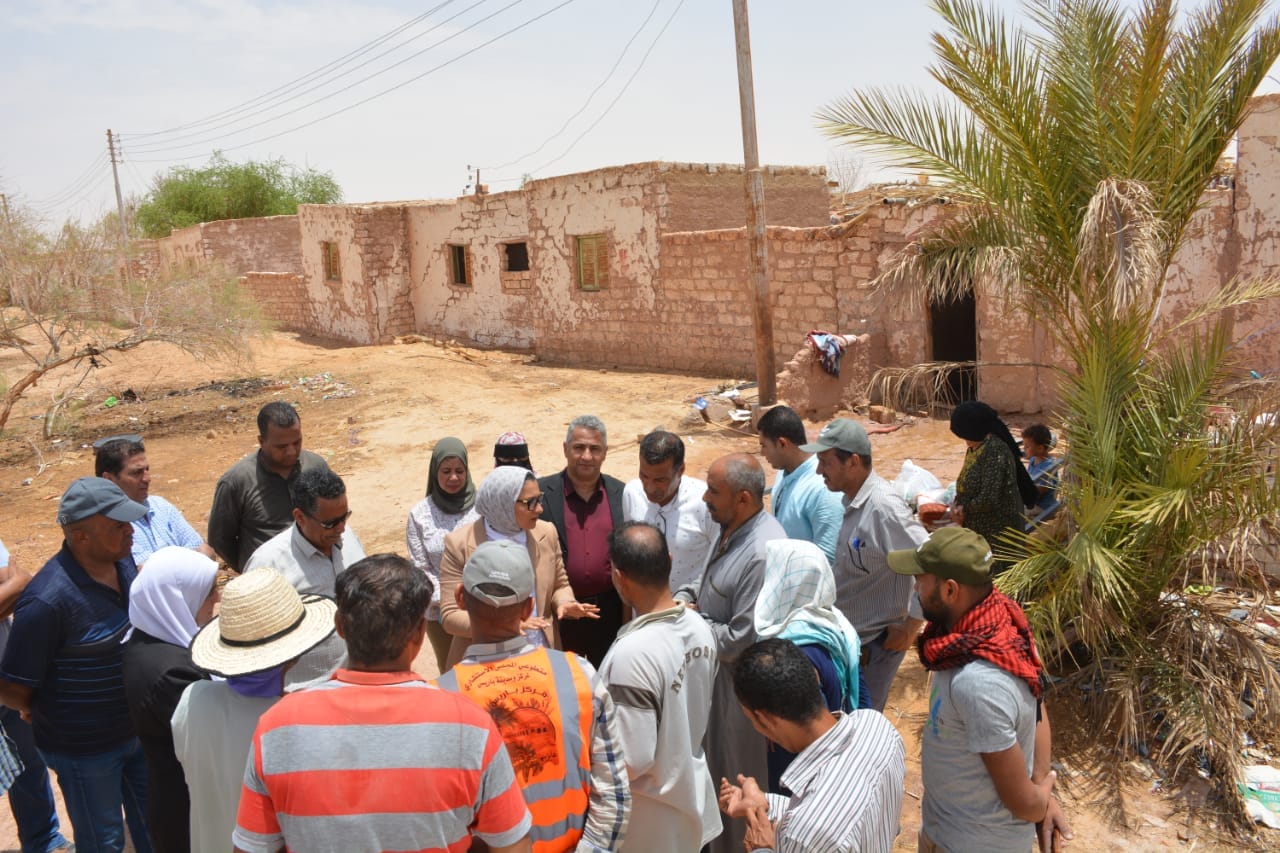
top-left (1, 707), bottom-right (71, 853)
top-left (40, 739), bottom-right (152, 853)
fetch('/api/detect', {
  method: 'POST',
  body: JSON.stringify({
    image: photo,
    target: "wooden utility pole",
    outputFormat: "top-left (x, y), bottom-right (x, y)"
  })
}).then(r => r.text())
top-left (731, 0), bottom-right (776, 406)
top-left (105, 130), bottom-right (130, 250)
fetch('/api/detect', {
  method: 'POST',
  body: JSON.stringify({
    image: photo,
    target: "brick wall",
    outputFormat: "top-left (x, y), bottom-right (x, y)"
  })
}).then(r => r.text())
top-left (240, 272), bottom-right (315, 334)
top-left (531, 204), bottom-right (942, 376)
top-left (296, 204), bottom-right (412, 344)
top-left (658, 163), bottom-right (831, 231)
top-left (155, 215), bottom-right (301, 275)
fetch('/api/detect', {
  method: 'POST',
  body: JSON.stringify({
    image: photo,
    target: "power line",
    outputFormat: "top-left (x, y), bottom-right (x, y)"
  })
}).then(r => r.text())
top-left (123, 0), bottom-right (487, 153)
top-left (126, 0), bottom-right (580, 164)
top-left (123, 0), bottom-right (530, 158)
top-left (483, 0), bottom-right (664, 173)
top-left (31, 172), bottom-right (113, 220)
top-left (26, 152), bottom-right (109, 209)
top-left (121, 0), bottom-right (462, 141)
top-left (526, 0), bottom-right (685, 178)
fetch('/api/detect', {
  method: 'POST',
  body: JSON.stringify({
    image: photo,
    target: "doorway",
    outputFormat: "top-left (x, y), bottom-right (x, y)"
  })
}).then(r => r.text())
top-left (929, 289), bottom-right (977, 403)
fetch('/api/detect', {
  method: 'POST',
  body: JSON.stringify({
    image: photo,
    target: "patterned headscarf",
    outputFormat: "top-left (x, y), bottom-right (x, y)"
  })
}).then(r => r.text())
top-left (755, 539), bottom-right (861, 709)
top-left (427, 437), bottom-right (476, 515)
top-left (475, 466), bottom-right (535, 536)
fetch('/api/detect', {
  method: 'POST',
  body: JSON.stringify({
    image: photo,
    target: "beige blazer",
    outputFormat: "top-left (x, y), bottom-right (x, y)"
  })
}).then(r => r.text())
top-left (438, 519), bottom-right (575, 669)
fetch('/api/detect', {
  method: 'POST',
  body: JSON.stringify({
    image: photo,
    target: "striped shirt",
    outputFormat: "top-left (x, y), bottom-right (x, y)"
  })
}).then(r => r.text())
top-left (443, 638), bottom-right (631, 852)
top-left (132, 495), bottom-right (204, 566)
top-left (761, 710), bottom-right (906, 853)
top-left (833, 472), bottom-right (929, 638)
top-left (0, 546), bottom-right (138, 754)
top-left (233, 669), bottom-right (532, 853)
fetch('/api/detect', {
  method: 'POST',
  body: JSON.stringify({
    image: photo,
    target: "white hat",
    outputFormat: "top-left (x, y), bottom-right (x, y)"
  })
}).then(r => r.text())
top-left (189, 569), bottom-right (336, 677)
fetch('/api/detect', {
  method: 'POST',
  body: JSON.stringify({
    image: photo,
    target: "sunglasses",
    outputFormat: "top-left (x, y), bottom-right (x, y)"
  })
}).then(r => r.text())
top-left (307, 509), bottom-right (353, 530)
top-left (516, 494), bottom-right (545, 511)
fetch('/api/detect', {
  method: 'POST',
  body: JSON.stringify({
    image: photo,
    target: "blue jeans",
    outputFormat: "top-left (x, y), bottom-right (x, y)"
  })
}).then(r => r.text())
top-left (1, 707), bottom-right (71, 852)
top-left (40, 739), bottom-right (152, 853)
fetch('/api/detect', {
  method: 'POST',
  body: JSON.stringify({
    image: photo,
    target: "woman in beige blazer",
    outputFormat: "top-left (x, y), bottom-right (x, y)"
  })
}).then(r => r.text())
top-left (438, 466), bottom-right (599, 669)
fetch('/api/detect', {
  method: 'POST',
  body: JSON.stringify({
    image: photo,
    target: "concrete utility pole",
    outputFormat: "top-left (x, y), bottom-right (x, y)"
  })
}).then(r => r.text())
top-left (105, 130), bottom-right (130, 250)
top-left (731, 0), bottom-right (776, 406)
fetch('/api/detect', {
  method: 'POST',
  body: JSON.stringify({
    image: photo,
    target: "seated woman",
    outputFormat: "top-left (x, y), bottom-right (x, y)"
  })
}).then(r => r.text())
top-left (438, 466), bottom-right (598, 669)
top-left (949, 401), bottom-right (1040, 570)
top-left (1021, 423), bottom-right (1059, 512)
top-left (122, 546), bottom-right (220, 853)
top-left (754, 538), bottom-right (869, 793)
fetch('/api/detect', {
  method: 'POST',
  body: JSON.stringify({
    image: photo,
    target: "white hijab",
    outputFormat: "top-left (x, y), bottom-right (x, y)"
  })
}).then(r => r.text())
top-left (128, 546), bottom-right (218, 647)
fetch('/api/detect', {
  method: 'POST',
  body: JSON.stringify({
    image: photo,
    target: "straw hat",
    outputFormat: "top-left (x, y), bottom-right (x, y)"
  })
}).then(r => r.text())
top-left (190, 568), bottom-right (337, 677)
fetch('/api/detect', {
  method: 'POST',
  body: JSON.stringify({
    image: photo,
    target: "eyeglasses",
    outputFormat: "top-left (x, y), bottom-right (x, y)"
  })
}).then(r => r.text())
top-left (307, 509), bottom-right (352, 530)
top-left (516, 494), bottom-right (545, 511)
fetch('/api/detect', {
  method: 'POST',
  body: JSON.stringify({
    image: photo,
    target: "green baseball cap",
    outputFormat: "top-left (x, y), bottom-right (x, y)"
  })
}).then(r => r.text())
top-left (797, 418), bottom-right (872, 456)
top-left (887, 526), bottom-right (995, 585)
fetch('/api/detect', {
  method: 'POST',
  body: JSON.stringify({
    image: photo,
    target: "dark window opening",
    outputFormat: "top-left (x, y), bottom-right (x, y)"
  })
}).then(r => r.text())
top-left (449, 244), bottom-right (470, 286)
top-left (502, 241), bottom-right (530, 272)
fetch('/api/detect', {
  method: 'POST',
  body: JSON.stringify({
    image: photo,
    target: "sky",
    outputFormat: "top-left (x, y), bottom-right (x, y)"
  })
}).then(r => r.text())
top-left (3, 0), bottom-right (1278, 227)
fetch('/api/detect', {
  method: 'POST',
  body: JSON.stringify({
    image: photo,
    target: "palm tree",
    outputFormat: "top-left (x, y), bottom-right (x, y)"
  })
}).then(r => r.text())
top-left (819, 0), bottom-right (1280, 824)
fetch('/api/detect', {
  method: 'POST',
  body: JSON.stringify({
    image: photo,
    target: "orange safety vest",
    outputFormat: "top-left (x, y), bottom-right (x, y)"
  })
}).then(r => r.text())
top-left (436, 647), bottom-right (594, 853)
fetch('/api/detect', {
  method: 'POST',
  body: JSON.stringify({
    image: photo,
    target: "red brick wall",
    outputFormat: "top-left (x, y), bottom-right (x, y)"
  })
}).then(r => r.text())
top-left (239, 272), bottom-right (315, 335)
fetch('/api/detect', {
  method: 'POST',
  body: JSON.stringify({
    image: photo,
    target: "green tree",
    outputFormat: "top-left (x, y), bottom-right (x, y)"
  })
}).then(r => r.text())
top-left (819, 0), bottom-right (1280, 823)
top-left (135, 153), bottom-right (341, 238)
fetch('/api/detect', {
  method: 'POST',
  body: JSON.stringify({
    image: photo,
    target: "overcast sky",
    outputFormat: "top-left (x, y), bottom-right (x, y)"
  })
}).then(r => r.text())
top-left (4, 0), bottom-right (1277, 227)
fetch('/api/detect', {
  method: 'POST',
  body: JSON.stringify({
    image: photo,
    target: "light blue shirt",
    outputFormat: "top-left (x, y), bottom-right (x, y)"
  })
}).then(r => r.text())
top-left (132, 495), bottom-right (205, 566)
top-left (770, 455), bottom-right (844, 564)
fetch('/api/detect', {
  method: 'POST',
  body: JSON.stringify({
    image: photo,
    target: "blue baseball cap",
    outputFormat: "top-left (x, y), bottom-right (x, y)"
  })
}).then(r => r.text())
top-left (57, 478), bottom-right (148, 526)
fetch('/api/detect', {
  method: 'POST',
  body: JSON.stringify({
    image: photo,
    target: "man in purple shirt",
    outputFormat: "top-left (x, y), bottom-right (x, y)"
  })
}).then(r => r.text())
top-left (538, 415), bottom-right (625, 666)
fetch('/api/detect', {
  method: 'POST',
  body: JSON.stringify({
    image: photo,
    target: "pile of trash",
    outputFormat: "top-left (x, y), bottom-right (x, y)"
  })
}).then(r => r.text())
top-left (292, 372), bottom-right (356, 401)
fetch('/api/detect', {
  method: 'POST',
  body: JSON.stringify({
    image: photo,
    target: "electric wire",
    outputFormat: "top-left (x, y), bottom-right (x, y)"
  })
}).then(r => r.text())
top-left (124, 0), bottom-right (529, 157)
top-left (122, 0), bottom-right (486, 153)
top-left (120, 0), bottom-right (460, 139)
top-left (26, 152), bottom-right (110, 210)
top-left (482, 0), bottom-right (663, 173)
top-left (126, 0), bottom-right (580, 164)
top-left (525, 0), bottom-right (685, 177)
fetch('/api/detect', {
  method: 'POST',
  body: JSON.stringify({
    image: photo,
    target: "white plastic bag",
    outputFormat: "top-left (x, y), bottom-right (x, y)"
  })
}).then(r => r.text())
top-left (895, 460), bottom-right (942, 506)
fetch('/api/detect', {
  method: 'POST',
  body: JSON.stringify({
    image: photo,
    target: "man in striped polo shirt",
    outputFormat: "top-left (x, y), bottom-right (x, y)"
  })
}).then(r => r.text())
top-left (233, 554), bottom-right (533, 853)
top-left (719, 638), bottom-right (906, 852)
top-left (802, 418), bottom-right (929, 711)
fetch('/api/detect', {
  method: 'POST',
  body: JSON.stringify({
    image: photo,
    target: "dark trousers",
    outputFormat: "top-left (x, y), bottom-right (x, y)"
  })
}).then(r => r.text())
top-left (558, 587), bottom-right (624, 668)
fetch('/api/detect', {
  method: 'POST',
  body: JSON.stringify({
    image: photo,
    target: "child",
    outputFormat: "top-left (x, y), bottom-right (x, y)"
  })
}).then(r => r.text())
top-left (1022, 424), bottom-right (1058, 511)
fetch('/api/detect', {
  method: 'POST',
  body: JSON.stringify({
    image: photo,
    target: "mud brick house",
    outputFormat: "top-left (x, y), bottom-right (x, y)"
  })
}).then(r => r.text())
top-left (145, 96), bottom-right (1280, 413)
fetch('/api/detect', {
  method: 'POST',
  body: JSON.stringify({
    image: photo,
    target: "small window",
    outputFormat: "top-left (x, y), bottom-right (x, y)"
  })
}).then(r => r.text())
top-left (322, 242), bottom-right (340, 281)
top-left (575, 234), bottom-right (608, 291)
top-left (502, 241), bottom-right (530, 272)
top-left (448, 244), bottom-right (470, 286)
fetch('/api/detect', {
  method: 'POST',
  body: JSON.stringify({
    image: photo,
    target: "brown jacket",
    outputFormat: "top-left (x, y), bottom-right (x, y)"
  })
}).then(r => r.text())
top-left (438, 519), bottom-right (575, 669)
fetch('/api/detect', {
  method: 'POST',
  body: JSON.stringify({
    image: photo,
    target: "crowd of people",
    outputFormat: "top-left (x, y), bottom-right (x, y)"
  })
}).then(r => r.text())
top-left (0, 399), bottom-right (1072, 852)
